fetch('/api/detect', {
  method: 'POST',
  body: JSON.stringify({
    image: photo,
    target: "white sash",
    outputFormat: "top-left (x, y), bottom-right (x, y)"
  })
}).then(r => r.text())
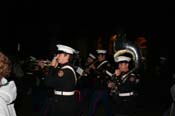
top-left (62, 65), bottom-right (77, 85)
top-left (97, 60), bottom-right (108, 69)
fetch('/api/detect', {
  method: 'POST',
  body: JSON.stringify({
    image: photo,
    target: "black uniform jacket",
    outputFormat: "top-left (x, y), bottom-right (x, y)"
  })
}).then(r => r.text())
top-left (45, 63), bottom-right (77, 91)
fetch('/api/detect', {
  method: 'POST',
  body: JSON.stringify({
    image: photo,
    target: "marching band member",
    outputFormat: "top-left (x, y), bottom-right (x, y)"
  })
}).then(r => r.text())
top-left (76, 52), bottom-right (97, 115)
top-left (44, 44), bottom-right (78, 116)
top-left (88, 49), bottom-right (113, 116)
top-left (108, 54), bottom-right (139, 116)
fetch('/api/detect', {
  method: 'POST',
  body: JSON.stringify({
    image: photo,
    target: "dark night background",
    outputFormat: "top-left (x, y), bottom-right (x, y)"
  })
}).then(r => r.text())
top-left (2, 1), bottom-right (174, 115)
top-left (4, 2), bottom-right (172, 59)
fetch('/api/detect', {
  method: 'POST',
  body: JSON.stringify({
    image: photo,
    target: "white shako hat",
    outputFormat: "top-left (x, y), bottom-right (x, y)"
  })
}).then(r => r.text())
top-left (114, 55), bottom-right (131, 63)
top-left (89, 53), bottom-right (96, 59)
top-left (96, 50), bottom-right (107, 54)
top-left (56, 44), bottom-right (75, 54)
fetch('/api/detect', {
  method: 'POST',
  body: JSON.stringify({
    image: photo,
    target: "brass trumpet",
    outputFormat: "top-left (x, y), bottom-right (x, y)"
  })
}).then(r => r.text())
top-left (33, 59), bottom-right (52, 67)
top-left (41, 60), bottom-right (51, 66)
top-left (84, 60), bottom-right (98, 74)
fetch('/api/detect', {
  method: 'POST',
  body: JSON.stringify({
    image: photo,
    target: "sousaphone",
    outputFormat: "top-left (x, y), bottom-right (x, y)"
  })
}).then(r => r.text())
top-left (113, 33), bottom-right (142, 77)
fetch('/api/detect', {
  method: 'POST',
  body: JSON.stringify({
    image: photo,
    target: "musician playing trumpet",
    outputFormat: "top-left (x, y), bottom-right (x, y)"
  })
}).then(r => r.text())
top-left (44, 44), bottom-right (78, 116)
top-left (82, 53), bottom-right (97, 75)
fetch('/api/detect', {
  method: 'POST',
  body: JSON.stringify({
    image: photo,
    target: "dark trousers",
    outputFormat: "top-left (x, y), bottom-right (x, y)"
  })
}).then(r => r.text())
top-left (163, 103), bottom-right (175, 116)
top-left (42, 95), bottom-right (78, 116)
top-left (112, 95), bottom-right (136, 115)
top-left (88, 90), bottom-right (113, 116)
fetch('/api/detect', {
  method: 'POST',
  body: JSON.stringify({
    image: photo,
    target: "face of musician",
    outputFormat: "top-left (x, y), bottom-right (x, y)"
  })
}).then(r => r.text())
top-left (118, 62), bottom-right (129, 73)
top-left (56, 53), bottom-right (70, 64)
top-left (97, 54), bottom-right (106, 62)
top-left (87, 57), bottom-right (94, 64)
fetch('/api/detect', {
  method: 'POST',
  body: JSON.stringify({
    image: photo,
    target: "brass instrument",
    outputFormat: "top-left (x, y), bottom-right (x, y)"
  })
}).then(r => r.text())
top-left (31, 59), bottom-right (51, 67)
top-left (113, 33), bottom-right (142, 76)
top-left (77, 60), bottom-right (98, 79)
top-left (109, 32), bottom-right (142, 95)
top-left (39, 60), bottom-right (51, 66)
top-left (83, 60), bottom-right (98, 74)
top-left (109, 74), bottom-right (119, 96)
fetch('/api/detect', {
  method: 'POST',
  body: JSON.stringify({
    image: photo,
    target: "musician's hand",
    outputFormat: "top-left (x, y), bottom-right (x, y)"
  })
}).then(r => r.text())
top-left (115, 69), bottom-right (121, 77)
top-left (51, 56), bottom-right (59, 68)
top-left (89, 64), bottom-right (96, 70)
top-left (107, 81), bottom-right (115, 88)
top-left (84, 68), bottom-right (90, 74)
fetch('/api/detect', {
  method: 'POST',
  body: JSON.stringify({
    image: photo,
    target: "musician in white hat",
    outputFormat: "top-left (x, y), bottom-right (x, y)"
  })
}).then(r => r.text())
top-left (44, 44), bottom-right (78, 116)
top-left (108, 54), bottom-right (138, 116)
top-left (88, 49), bottom-right (113, 116)
top-left (82, 52), bottom-right (97, 77)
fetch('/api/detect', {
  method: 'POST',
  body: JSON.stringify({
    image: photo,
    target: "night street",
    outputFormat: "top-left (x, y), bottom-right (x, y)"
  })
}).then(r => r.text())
top-left (4, 2), bottom-right (172, 116)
